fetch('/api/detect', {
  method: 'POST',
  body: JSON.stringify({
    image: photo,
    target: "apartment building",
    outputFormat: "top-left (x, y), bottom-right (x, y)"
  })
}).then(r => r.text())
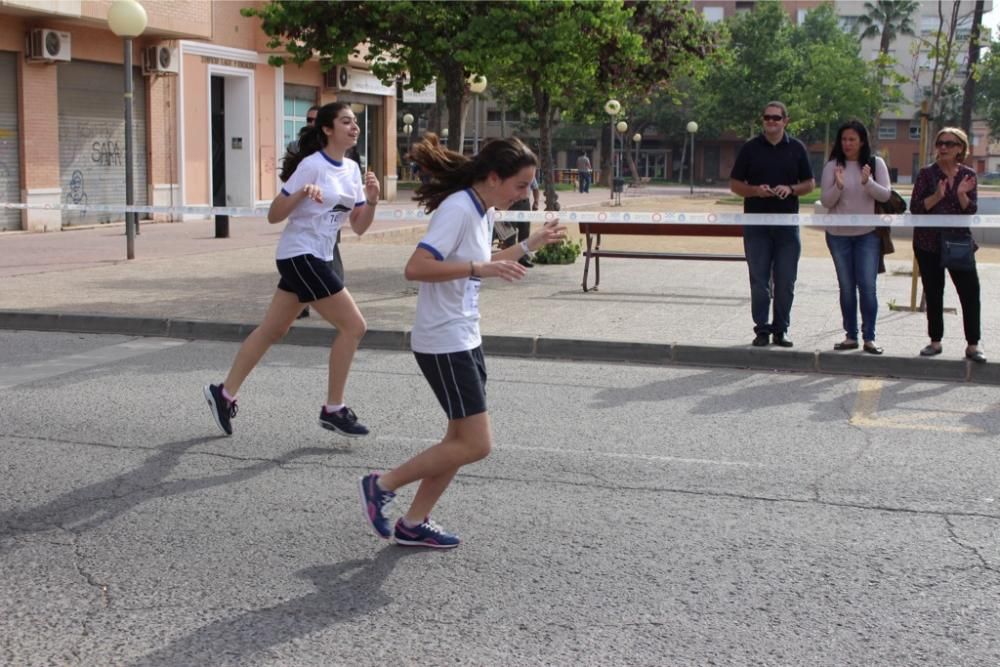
top-left (0, 0), bottom-right (400, 232)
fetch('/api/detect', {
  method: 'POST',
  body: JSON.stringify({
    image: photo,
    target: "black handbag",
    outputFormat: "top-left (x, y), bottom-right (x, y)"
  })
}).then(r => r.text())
top-left (940, 232), bottom-right (976, 272)
top-left (869, 159), bottom-right (906, 214)
top-left (875, 190), bottom-right (907, 215)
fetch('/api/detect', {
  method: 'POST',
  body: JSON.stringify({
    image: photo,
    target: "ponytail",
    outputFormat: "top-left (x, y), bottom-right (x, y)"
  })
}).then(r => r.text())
top-left (410, 134), bottom-right (537, 212)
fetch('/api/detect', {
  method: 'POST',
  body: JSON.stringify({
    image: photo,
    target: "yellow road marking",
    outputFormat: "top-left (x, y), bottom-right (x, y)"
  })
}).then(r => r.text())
top-left (849, 378), bottom-right (985, 433)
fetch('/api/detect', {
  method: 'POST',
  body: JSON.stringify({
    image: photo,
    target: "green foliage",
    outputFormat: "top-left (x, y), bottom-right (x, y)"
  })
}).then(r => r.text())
top-left (533, 238), bottom-right (582, 265)
top-left (242, 1), bottom-right (494, 151)
top-left (977, 30), bottom-right (1000, 140)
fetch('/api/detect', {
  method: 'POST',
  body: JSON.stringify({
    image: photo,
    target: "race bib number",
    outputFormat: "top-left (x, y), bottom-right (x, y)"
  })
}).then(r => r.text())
top-left (462, 277), bottom-right (481, 317)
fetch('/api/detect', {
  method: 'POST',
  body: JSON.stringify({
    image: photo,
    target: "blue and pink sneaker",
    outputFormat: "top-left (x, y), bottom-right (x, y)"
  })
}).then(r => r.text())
top-left (358, 473), bottom-right (395, 539)
top-left (393, 517), bottom-right (460, 549)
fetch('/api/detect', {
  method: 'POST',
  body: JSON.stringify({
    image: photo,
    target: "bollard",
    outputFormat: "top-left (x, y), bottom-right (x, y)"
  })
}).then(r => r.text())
top-left (215, 214), bottom-right (229, 238)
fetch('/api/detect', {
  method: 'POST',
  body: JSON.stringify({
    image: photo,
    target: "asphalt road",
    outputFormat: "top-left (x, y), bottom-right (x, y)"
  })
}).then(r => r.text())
top-left (1, 331), bottom-right (999, 666)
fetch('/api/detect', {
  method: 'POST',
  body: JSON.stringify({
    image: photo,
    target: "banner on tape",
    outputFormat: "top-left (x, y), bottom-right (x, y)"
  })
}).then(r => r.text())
top-left (1, 201), bottom-right (999, 228)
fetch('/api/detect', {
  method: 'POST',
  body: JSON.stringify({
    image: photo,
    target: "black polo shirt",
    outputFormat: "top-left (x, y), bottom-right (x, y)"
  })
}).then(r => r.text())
top-left (730, 132), bottom-right (813, 214)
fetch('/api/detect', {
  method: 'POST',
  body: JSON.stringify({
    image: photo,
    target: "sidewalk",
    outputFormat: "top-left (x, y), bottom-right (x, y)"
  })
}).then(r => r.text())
top-left (1, 187), bottom-right (998, 385)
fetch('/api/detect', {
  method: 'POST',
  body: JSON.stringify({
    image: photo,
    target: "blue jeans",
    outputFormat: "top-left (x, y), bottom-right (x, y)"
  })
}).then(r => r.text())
top-left (578, 171), bottom-right (591, 193)
top-left (743, 225), bottom-right (801, 336)
top-left (825, 231), bottom-right (880, 342)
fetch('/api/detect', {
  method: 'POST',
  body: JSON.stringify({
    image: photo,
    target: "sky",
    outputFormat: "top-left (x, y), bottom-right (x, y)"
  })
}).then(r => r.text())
top-left (986, 7), bottom-right (999, 39)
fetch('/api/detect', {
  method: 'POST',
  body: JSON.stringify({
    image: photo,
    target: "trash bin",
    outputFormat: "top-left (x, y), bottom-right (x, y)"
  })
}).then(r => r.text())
top-left (612, 178), bottom-right (625, 193)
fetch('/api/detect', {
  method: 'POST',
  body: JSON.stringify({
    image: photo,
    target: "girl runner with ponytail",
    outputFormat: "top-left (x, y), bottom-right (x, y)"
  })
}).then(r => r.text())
top-left (204, 102), bottom-right (379, 438)
top-left (359, 134), bottom-right (565, 548)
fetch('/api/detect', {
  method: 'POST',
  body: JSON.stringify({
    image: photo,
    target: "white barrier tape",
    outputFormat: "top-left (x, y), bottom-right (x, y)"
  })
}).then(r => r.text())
top-left (2, 201), bottom-right (999, 228)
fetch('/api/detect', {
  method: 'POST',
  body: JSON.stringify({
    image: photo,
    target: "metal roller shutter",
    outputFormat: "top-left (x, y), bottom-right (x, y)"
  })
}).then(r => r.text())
top-left (0, 52), bottom-right (20, 231)
top-left (58, 60), bottom-right (148, 226)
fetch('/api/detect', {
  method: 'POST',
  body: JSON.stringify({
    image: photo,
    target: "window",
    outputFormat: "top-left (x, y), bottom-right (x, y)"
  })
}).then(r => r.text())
top-left (486, 109), bottom-right (521, 122)
top-left (702, 6), bottom-right (724, 23)
top-left (283, 84), bottom-right (317, 148)
top-left (909, 125), bottom-right (920, 140)
top-left (839, 15), bottom-right (860, 32)
top-left (921, 16), bottom-right (938, 34)
top-left (879, 122), bottom-right (897, 140)
top-left (797, 9), bottom-right (808, 25)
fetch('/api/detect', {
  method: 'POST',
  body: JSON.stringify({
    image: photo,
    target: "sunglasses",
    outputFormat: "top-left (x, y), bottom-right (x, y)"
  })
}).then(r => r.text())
top-left (306, 116), bottom-right (317, 124)
top-left (762, 114), bottom-right (785, 122)
top-left (935, 140), bottom-right (960, 148)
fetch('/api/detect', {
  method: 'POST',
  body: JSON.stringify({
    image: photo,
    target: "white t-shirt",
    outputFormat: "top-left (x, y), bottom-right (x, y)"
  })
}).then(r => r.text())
top-left (275, 151), bottom-right (365, 261)
top-left (411, 189), bottom-right (494, 355)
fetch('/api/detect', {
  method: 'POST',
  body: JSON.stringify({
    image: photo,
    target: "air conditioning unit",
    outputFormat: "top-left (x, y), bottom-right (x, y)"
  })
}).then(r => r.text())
top-left (143, 45), bottom-right (178, 75)
top-left (323, 65), bottom-right (351, 92)
top-left (26, 29), bottom-right (71, 62)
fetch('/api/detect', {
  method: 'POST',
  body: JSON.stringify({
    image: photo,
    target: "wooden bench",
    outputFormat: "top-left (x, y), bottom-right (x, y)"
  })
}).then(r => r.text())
top-left (579, 222), bottom-right (745, 292)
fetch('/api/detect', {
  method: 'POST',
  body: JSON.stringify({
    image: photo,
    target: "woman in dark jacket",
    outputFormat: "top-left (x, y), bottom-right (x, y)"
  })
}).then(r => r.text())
top-left (910, 126), bottom-right (984, 363)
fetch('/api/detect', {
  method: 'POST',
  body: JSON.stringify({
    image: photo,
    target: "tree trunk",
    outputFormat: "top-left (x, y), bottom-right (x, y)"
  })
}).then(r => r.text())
top-left (444, 65), bottom-right (465, 153)
top-left (533, 86), bottom-right (558, 211)
top-left (600, 122), bottom-right (611, 188)
top-left (960, 0), bottom-right (986, 137)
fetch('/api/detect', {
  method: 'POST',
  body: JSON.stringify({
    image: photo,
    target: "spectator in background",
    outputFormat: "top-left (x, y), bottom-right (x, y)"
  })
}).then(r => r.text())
top-left (503, 176), bottom-right (541, 267)
top-left (576, 153), bottom-right (592, 193)
top-left (819, 120), bottom-right (892, 355)
top-left (729, 100), bottom-right (814, 348)
top-left (909, 127), bottom-right (984, 363)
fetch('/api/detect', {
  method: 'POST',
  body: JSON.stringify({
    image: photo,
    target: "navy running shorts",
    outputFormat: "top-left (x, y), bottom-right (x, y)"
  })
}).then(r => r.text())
top-left (276, 254), bottom-right (345, 303)
top-left (414, 346), bottom-right (487, 420)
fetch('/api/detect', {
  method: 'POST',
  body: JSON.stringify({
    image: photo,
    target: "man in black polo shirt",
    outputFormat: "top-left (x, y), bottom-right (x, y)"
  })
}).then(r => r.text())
top-left (729, 101), bottom-right (815, 348)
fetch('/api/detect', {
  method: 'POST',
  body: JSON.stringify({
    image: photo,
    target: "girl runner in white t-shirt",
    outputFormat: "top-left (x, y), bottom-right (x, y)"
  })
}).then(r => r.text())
top-left (204, 102), bottom-right (380, 438)
top-left (359, 135), bottom-right (566, 548)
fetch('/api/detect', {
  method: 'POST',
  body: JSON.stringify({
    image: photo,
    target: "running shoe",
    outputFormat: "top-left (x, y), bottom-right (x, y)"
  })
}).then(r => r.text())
top-left (204, 383), bottom-right (237, 436)
top-left (393, 517), bottom-right (460, 549)
top-left (319, 406), bottom-right (370, 437)
top-left (358, 473), bottom-right (395, 539)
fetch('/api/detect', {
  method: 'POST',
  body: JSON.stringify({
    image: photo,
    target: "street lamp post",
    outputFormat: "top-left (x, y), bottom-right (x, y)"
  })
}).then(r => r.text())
top-left (107, 0), bottom-right (147, 260)
top-left (686, 121), bottom-right (699, 194)
top-left (604, 99), bottom-right (621, 200)
top-left (615, 120), bottom-right (628, 179)
top-left (468, 74), bottom-right (487, 154)
top-left (401, 112), bottom-right (414, 156)
top-left (632, 132), bottom-right (642, 180)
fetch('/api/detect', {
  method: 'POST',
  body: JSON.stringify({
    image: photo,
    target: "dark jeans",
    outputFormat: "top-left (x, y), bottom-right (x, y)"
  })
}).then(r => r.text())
top-left (825, 231), bottom-right (880, 342)
top-left (506, 198), bottom-right (532, 246)
top-left (914, 247), bottom-right (981, 344)
top-left (743, 225), bottom-right (801, 336)
top-left (578, 171), bottom-right (591, 193)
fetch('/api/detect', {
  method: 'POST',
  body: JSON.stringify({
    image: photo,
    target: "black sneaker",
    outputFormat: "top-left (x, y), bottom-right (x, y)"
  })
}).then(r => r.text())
top-left (518, 256), bottom-right (534, 268)
top-left (297, 306), bottom-right (310, 319)
top-left (773, 335), bottom-right (794, 348)
top-left (203, 383), bottom-right (237, 436)
top-left (751, 333), bottom-right (769, 347)
top-left (319, 406), bottom-right (369, 437)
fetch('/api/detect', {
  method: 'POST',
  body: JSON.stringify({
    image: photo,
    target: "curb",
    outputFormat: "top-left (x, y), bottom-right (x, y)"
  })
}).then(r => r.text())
top-left (1, 310), bottom-right (996, 385)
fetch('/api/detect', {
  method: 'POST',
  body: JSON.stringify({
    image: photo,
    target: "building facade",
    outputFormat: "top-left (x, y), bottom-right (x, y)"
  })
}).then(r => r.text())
top-left (0, 0), bottom-right (399, 233)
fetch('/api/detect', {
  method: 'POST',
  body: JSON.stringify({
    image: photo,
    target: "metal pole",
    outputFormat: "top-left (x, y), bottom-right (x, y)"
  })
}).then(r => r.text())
top-left (473, 95), bottom-right (479, 154)
top-left (123, 38), bottom-right (135, 260)
top-left (609, 116), bottom-right (614, 193)
top-left (689, 131), bottom-right (695, 194)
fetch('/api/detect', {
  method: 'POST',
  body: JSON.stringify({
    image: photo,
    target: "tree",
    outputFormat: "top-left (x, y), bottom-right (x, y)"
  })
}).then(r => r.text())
top-left (480, 0), bottom-right (710, 209)
top-left (242, 1), bottom-right (493, 152)
top-left (856, 0), bottom-right (919, 55)
top-left (959, 0), bottom-right (986, 136)
top-left (976, 28), bottom-right (1000, 140)
top-left (698, 2), bottom-right (801, 138)
top-left (917, 0), bottom-right (965, 160)
top-left (855, 0), bottom-right (919, 148)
